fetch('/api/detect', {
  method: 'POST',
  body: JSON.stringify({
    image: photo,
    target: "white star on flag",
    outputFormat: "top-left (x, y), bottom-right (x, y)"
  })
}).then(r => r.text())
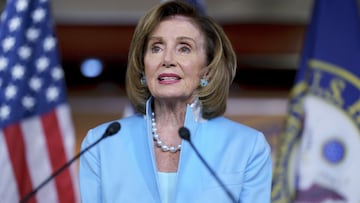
top-left (46, 86), bottom-right (59, 102)
top-left (0, 57), bottom-right (8, 71)
top-left (26, 28), bottom-right (40, 41)
top-left (36, 56), bottom-right (49, 72)
top-left (9, 17), bottom-right (21, 32)
top-left (12, 64), bottom-right (25, 80)
top-left (52, 66), bottom-right (64, 81)
top-left (32, 8), bottom-right (45, 23)
top-left (22, 95), bottom-right (35, 110)
top-left (16, 0), bottom-right (28, 12)
top-left (2, 36), bottom-right (15, 52)
top-left (43, 36), bottom-right (55, 51)
top-left (0, 105), bottom-right (10, 120)
top-left (5, 84), bottom-right (17, 100)
top-left (29, 77), bottom-right (42, 92)
top-left (18, 46), bottom-right (32, 60)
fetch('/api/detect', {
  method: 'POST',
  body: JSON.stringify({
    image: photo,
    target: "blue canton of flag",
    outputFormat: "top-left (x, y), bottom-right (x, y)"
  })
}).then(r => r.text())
top-left (0, 0), bottom-right (79, 202)
top-left (0, 0), bottom-right (66, 126)
top-left (272, 0), bottom-right (360, 202)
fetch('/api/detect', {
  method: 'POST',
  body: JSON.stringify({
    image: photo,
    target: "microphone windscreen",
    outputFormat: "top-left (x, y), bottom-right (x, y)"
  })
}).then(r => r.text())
top-left (105, 122), bottom-right (121, 137)
top-left (178, 127), bottom-right (190, 141)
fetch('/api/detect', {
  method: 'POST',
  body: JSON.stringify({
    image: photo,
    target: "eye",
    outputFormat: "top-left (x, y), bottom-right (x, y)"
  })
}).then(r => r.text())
top-left (150, 45), bottom-right (162, 53)
top-left (178, 45), bottom-right (191, 54)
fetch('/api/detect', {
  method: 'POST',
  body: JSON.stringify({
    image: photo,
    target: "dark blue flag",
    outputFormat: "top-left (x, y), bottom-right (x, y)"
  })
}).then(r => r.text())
top-left (272, 0), bottom-right (360, 202)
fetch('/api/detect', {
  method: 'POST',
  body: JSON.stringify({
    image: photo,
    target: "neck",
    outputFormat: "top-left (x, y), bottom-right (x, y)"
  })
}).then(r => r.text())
top-left (151, 110), bottom-right (182, 153)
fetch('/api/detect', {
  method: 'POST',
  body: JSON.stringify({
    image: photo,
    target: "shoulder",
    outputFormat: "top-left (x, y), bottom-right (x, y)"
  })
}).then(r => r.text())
top-left (206, 116), bottom-right (262, 137)
top-left (200, 116), bottom-right (270, 152)
top-left (82, 113), bottom-right (144, 143)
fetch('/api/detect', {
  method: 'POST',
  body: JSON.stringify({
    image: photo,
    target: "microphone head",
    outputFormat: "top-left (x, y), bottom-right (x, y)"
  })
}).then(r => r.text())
top-left (178, 127), bottom-right (191, 141)
top-left (104, 122), bottom-right (121, 137)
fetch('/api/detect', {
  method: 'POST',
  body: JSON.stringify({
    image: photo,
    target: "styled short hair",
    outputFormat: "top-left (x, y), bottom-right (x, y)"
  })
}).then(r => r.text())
top-left (125, 0), bottom-right (237, 119)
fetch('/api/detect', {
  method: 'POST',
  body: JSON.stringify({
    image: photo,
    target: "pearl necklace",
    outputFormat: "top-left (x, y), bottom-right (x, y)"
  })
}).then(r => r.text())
top-left (151, 112), bottom-right (181, 153)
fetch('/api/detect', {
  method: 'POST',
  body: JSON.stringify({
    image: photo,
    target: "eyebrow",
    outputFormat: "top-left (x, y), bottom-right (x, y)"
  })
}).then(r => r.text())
top-left (148, 36), bottom-right (162, 42)
top-left (148, 36), bottom-right (196, 44)
top-left (177, 36), bottom-right (196, 43)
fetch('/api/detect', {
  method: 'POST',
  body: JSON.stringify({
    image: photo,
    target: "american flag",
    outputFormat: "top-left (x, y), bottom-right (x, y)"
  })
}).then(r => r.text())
top-left (0, 0), bottom-right (79, 202)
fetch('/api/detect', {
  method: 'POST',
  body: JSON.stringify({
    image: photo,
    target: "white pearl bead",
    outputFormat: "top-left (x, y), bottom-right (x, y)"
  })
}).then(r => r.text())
top-left (169, 146), bottom-right (176, 152)
top-left (161, 145), bottom-right (169, 151)
top-left (151, 111), bottom-right (181, 153)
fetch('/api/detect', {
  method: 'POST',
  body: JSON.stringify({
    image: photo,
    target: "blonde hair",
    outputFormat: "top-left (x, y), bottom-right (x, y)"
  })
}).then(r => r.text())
top-left (125, 0), bottom-right (237, 119)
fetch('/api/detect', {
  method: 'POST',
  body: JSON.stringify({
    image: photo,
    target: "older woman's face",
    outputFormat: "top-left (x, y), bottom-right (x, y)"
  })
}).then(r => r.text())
top-left (144, 15), bottom-right (207, 103)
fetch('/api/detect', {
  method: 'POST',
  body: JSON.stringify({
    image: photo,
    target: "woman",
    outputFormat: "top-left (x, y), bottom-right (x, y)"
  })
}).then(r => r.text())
top-left (79, 1), bottom-right (272, 202)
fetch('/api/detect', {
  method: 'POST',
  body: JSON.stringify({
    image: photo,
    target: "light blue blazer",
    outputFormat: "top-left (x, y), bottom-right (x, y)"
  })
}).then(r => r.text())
top-left (79, 99), bottom-right (272, 203)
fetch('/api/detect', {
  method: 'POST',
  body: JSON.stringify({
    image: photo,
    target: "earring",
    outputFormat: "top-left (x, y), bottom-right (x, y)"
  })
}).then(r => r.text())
top-left (200, 78), bottom-right (208, 87)
top-left (140, 76), bottom-right (146, 85)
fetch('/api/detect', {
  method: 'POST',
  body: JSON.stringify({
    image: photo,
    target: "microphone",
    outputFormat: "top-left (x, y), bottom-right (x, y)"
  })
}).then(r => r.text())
top-left (178, 127), bottom-right (237, 203)
top-left (20, 121), bottom-right (121, 203)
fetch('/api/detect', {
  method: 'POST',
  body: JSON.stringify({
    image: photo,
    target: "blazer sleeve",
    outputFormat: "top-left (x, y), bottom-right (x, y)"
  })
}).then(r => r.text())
top-left (240, 132), bottom-right (272, 203)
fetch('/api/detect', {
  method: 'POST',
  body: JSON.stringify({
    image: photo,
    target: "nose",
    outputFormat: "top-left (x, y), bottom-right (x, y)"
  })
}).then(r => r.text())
top-left (162, 49), bottom-right (175, 68)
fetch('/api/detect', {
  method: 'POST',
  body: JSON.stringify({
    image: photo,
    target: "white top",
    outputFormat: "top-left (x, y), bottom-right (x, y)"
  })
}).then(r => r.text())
top-left (158, 172), bottom-right (177, 203)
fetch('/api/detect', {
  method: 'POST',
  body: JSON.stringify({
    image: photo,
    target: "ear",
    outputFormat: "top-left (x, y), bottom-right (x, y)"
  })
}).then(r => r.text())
top-left (201, 65), bottom-right (210, 78)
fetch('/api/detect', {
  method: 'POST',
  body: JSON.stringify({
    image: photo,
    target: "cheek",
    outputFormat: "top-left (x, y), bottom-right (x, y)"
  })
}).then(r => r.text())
top-left (144, 56), bottom-right (158, 73)
top-left (182, 59), bottom-right (206, 77)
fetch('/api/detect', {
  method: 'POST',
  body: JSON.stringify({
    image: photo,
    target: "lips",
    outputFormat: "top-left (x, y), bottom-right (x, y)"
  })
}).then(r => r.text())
top-left (159, 76), bottom-right (179, 81)
top-left (158, 73), bottom-right (181, 81)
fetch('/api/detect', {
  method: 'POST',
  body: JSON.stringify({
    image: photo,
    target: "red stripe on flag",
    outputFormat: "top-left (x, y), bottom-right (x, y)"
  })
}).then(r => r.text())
top-left (3, 124), bottom-right (36, 203)
top-left (41, 110), bottom-right (76, 203)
